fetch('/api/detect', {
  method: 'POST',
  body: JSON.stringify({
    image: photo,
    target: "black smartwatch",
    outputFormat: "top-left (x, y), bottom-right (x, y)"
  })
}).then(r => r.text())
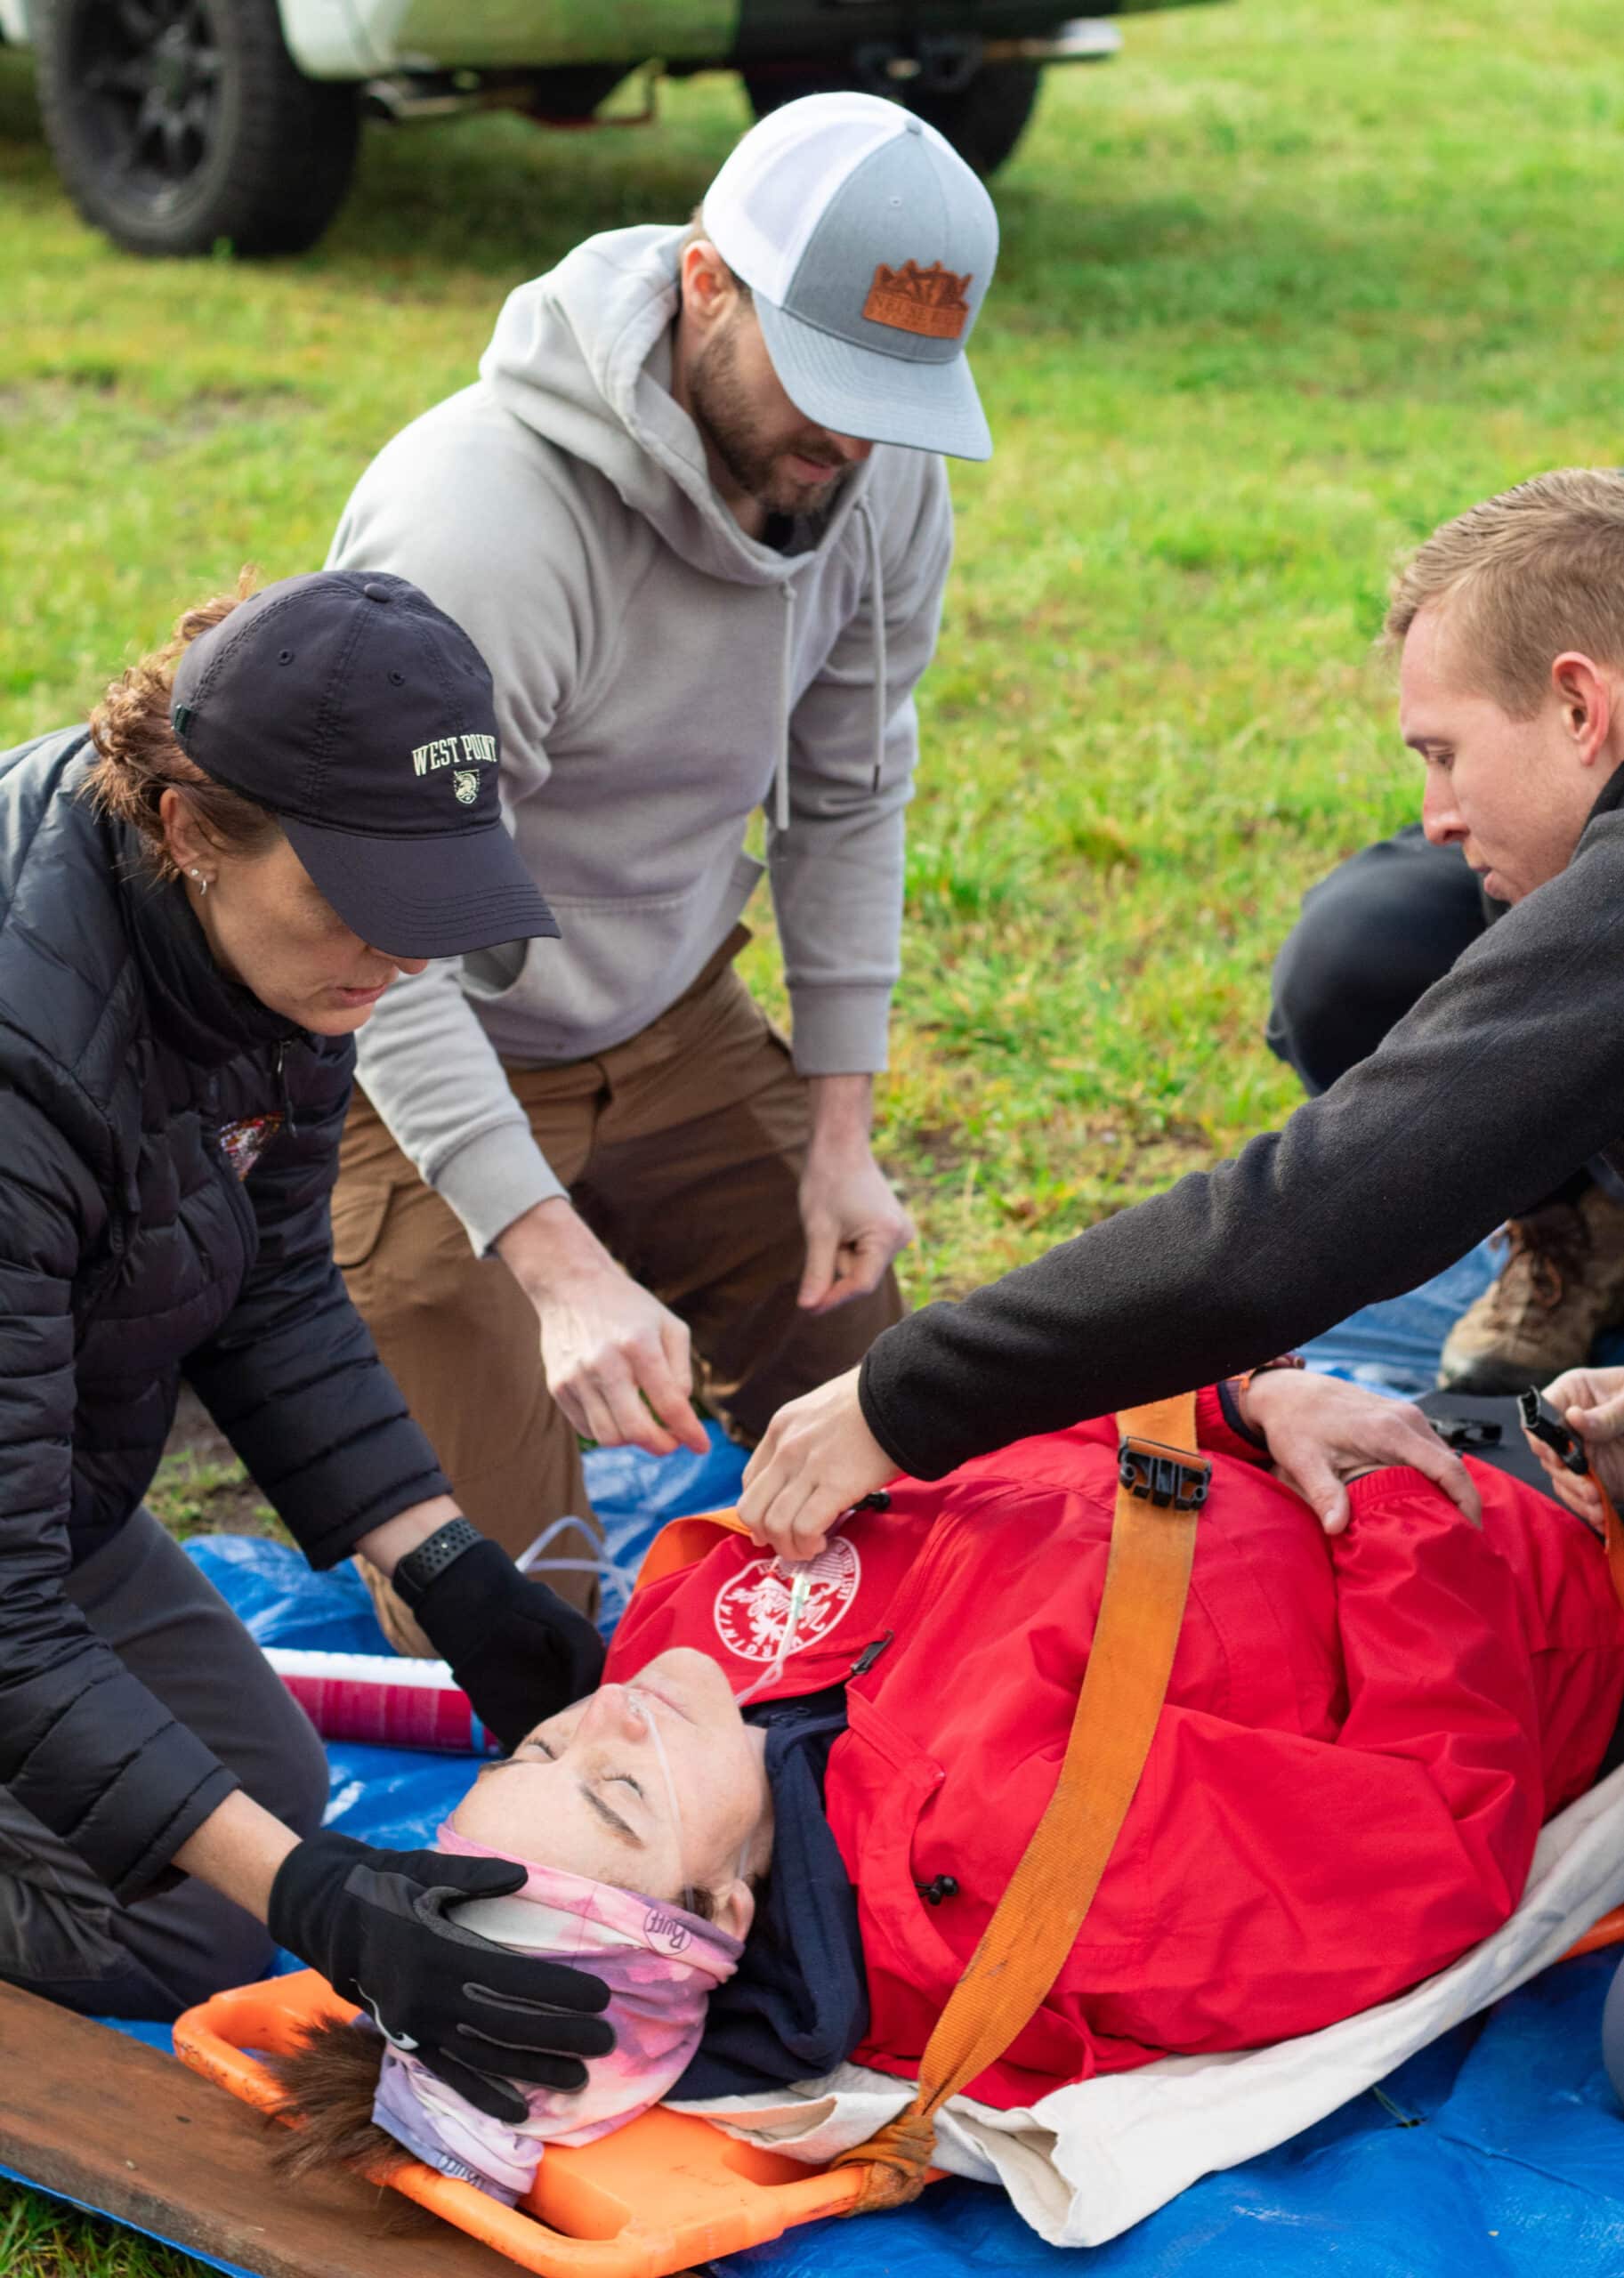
top-left (392, 1516), bottom-right (482, 1612)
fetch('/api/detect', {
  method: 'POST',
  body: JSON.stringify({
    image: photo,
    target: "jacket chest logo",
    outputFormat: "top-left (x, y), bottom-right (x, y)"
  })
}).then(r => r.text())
top-left (713, 1539), bottom-right (861, 1662)
top-left (214, 1111), bottom-right (283, 1181)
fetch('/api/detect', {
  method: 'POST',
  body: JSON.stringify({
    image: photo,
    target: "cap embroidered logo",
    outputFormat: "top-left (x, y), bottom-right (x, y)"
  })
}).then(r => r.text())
top-left (862, 259), bottom-right (974, 340)
top-left (453, 770), bottom-right (480, 805)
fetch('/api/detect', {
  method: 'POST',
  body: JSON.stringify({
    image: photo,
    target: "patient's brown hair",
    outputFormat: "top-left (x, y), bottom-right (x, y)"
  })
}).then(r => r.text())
top-left (267, 2016), bottom-right (409, 2188)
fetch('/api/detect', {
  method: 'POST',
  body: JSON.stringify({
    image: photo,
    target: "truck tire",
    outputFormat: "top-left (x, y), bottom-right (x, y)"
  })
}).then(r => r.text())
top-left (742, 61), bottom-right (1042, 178)
top-left (36, 0), bottom-right (360, 257)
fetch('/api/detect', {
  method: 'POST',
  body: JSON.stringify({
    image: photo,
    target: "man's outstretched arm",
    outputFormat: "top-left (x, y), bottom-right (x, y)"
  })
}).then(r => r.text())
top-left (859, 800), bottom-right (1624, 1481)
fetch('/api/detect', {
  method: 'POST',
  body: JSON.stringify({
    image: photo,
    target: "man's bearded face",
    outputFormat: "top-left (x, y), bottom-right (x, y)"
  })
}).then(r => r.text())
top-left (688, 306), bottom-right (866, 519)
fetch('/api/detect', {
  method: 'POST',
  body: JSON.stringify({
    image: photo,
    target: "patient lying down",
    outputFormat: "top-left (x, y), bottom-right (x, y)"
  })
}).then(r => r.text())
top-left (275, 1385), bottom-right (1624, 2203)
top-left (272, 1653), bottom-right (775, 2202)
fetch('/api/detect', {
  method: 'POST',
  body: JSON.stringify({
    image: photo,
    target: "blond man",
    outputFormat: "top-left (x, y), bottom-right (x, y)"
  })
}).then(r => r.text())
top-left (738, 468), bottom-right (1624, 1555)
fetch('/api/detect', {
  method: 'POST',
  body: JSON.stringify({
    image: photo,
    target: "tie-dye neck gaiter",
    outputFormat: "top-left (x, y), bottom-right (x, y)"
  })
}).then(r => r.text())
top-left (369, 1822), bottom-right (742, 2204)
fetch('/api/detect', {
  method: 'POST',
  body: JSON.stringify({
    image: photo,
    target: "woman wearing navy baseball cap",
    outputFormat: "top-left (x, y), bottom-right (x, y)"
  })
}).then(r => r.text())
top-left (0, 570), bottom-right (616, 2125)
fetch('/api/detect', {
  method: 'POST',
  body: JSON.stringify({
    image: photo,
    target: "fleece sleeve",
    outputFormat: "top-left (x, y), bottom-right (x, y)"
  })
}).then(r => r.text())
top-left (769, 453), bottom-right (954, 1075)
top-left (184, 1039), bottom-right (451, 1567)
top-left (330, 402), bottom-right (588, 1251)
top-left (1088, 1468), bottom-right (1545, 2056)
top-left (860, 796), bottom-right (1624, 1475)
top-left (0, 1087), bottom-right (236, 1900)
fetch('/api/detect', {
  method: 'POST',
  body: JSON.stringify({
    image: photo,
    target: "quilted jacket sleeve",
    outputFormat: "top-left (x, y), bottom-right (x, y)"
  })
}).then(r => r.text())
top-left (184, 1037), bottom-right (451, 1568)
top-left (0, 1081), bottom-right (236, 1901)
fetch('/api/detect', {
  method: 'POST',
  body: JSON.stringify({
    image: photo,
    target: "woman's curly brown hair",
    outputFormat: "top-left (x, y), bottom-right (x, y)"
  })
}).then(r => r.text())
top-left (84, 570), bottom-right (283, 882)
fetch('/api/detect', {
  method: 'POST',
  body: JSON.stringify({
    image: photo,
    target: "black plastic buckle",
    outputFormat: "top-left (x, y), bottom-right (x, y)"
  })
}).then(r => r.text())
top-left (1517, 1385), bottom-right (1589, 1476)
top-left (1428, 1416), bottom-right (1502, 1454)
top-left (1118, 1437), bottom-right (1212, 1512)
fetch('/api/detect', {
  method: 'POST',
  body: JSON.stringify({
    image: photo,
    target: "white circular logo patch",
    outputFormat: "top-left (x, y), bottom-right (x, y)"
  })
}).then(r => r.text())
top-left (713, 1539), bottom-right (861, 1664)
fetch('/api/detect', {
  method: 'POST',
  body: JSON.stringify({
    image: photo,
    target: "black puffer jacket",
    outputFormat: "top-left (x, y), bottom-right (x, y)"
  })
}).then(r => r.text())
top-left (0, 729), bottom-right (449, 1900)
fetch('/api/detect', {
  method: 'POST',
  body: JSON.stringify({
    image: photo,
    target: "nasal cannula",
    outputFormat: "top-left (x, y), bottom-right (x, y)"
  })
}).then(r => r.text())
top-left (620, 1493), bottom-right (892, 1899)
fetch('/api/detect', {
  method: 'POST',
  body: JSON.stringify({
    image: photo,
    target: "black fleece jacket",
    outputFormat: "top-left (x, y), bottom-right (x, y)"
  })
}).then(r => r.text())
top-left (860, 771), bottom-right (1624, 1477)
top-left (0, 729), bottom-right (449, 1901)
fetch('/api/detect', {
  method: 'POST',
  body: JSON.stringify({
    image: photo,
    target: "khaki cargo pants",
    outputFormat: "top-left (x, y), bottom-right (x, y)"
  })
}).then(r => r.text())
top-left (335, 933), bottom-right (904, 1647)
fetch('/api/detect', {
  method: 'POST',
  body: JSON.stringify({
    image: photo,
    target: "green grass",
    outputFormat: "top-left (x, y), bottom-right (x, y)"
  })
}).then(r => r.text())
top-left (141, 1449), bottom-right (280, 1541)
top-left (4, 0), bottom-right (1623, 2265)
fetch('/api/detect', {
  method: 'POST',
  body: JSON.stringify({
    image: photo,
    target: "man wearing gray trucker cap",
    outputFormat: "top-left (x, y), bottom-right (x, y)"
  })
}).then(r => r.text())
top-left (327, 93), bottom-right (999, 1648)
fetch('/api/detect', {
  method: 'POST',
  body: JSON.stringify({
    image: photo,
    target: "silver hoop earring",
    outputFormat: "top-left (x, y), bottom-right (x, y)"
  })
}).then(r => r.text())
top-left (190, 868), bottom-right (209, 896)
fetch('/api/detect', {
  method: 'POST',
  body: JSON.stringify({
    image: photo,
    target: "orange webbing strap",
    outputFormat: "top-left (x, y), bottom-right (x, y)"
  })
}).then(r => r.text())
top-left (833, 1392), bottom-right (1208, 2213)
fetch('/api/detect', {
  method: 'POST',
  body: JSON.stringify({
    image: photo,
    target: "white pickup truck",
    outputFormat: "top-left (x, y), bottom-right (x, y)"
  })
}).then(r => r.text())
top-left (0, 1), bottom-right (1212, 258)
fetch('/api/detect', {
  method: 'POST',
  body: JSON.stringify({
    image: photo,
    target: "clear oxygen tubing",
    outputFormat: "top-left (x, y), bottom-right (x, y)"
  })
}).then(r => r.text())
top-left (728, 1496), bottom-right (884, 1712)
top-left (623, 1685), bottom-right (690, 1902)
top-left (620, 1542), bottom-right (837, 1903)
top-left (514, 1514), bottom-right (638, 1603)
top-left (731, 1560), bottom-right (813, 1709)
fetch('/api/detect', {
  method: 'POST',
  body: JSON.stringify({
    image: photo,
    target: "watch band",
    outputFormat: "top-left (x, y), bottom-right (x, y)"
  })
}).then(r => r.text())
top-left (392, 1516), bottom-right (481, 1612)
top-left (1225, 1354), bottom-right (1306, 1451)
top-left (1237, 1353), bottom-right (1306, 1397)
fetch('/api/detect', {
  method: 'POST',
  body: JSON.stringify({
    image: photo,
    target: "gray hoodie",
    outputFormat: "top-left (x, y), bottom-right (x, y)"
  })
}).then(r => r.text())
top-left (328, 224), bottom-right (954, 1254)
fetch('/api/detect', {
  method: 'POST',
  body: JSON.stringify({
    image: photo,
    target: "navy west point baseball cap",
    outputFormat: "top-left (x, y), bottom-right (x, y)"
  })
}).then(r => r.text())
top-left (169, 570), bottom-right (559, 960)
top-left (701, 93), bottom-right (1000, 463)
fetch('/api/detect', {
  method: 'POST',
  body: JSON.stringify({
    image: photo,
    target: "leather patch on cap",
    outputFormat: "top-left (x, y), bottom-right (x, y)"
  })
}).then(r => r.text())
top-left (862, 259), bottom-right (973, 340)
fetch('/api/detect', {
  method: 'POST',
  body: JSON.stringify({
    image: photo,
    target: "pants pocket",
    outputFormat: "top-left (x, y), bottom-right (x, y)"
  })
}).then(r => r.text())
top-left (330, 1178), bottom-right (391, 1272)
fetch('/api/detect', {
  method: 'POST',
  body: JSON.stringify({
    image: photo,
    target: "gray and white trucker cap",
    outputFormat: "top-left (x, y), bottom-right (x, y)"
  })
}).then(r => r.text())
top-left (701, 92), bottom-right (998, 462)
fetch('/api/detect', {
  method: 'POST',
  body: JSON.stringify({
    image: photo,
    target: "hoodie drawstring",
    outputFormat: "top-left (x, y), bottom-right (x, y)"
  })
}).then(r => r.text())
top-left (775, 584), bottom-right (795, 832)
top-left (772, 500), bottom-right (886, 835)
top-left (860, 498), bottom-right (888, 793)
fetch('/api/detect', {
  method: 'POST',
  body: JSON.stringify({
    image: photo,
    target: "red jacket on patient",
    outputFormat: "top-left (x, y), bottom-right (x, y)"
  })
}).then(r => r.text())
top-left (606, 1389), bottom-right (1624, 2110)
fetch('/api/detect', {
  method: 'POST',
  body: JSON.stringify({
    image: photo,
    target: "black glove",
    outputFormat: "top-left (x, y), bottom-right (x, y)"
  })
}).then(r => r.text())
top-left (268, 1830), bottom-right (615, 2123)
top-left (410, 1536), bottom-right (606, 1752)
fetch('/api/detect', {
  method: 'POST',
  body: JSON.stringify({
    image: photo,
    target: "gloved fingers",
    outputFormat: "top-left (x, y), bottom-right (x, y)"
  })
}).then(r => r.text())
top-left (461, 1975), bottom-right (618, 2055)
top-left (400, 1850), bottom-right (529, 1901)
top-left (417, 2047), bottom-right (535, 2126)
top-left (413, 1902), bottom-right (613, 2019)
top-left (453, 2024), bottom-right (597, 2088)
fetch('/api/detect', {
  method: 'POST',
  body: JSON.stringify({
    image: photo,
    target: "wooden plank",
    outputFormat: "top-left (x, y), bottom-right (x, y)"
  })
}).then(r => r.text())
top-left (0, 1979), bottom-right (531, 2278)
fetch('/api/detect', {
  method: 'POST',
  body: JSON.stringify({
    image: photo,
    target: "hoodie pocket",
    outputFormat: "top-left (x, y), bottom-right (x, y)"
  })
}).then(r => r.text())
top-left (460, 848), bottom-right (768, 1056)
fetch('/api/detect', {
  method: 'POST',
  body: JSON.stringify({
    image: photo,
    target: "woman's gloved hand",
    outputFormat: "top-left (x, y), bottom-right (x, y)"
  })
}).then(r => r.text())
top-left (268, 1830), bottom-right (615, 2122)
top-left (404, 1533), bottom-right (606, 1751)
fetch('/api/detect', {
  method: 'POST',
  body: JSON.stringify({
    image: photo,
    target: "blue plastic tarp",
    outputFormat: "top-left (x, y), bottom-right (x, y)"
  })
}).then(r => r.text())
top-left (65, 1350), bottom-right (1624, 2271)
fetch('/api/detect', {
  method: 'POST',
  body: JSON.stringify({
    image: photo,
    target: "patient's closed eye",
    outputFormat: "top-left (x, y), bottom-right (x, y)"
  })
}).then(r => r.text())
top-left (522, 1737), bottom-right (644, 1805)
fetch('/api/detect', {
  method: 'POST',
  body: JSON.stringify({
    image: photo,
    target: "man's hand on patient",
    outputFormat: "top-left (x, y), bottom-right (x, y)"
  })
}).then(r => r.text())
top-left (269, 1831), bottom-right (615, 2122)
top-left (797, 1074), bottom-right (915, 1315)
top-left (1240, 1368), bottom-right (1482, 1537)
top-left (739, 1365), bottom-right (896, 1560)
top-left (498, 1197), bottom-right (709, 1457)
top-left (1523, 1364), bottom-right (1624, 1525)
